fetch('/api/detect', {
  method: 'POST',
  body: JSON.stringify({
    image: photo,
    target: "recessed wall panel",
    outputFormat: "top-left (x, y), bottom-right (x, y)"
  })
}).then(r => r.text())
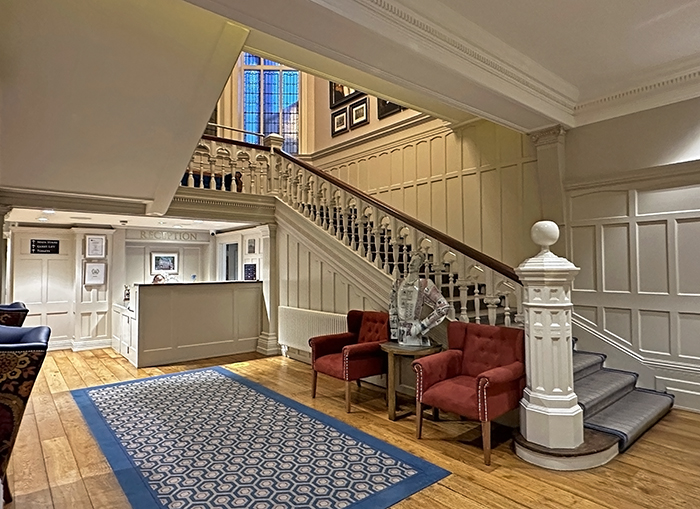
top-left (571, 191), bottom-right (628, 221)
top-left (14, 259), bottom-right (43, 303)
top-left (501, 164), bottom-right (522, 267)
top-left (679, 312), bottom-right (700, 360)
top-left (575, 305), bottom-right (597, 325)
top-left (639, 310), bottom-right (671, 355)
top-left (481, 168), bottom-right (501, 259)
top-left (403, 145), bottom-right (416, 182)
top-left (446, 175), bottom-right (462, 240)
top-left (416, 141), bottom-right (430, 180)
top-left (416, 183), bottom-right (430, 224)
top-left (377, 152), bottom-right (390, 189)
top-left (638, 185), bottom-right (700, 215)
top-left (637, 222), bottom-right (668, 294)
top-left (604, 307), bottom-right (632, 345)
top-left (572, 226), bottom-right (596, 291)
top-left (602, 224), bottom-right (630, 292)
top-left (430, 136), bottom-right (445, 178)
top-left (46, 312), bottom-right (71, 340)
top-left (431, 181), bottom-right (446, 233)
top-left (677, 219), bottom-right (700, 295)
top-left (462, 173), bottom-right (480, 248)
top-left (390, 149), bottom-right (402, 186)
top-left (47, 259), bottom-right (72, 303)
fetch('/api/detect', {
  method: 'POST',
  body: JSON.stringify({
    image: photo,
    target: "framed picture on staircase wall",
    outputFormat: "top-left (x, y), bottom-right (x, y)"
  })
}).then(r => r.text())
top-left (331, 109), bottom-right (349, 137)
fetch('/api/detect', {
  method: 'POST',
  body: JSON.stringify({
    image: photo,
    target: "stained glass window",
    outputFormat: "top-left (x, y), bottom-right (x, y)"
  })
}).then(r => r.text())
top-left (241, 53), bottom-right (299, 153)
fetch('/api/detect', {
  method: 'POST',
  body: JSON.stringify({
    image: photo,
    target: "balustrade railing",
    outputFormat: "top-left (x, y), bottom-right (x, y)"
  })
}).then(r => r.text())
top-left (182, 133), bottom-right (523, 326)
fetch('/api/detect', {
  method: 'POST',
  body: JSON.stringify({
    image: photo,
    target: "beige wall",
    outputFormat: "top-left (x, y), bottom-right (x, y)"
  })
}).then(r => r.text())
top-left (311, 117), bottom-right (542, 268)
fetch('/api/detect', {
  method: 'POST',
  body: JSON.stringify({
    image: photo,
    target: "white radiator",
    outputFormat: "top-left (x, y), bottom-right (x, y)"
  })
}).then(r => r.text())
top-left (278, 306), bottom-right (347, 353)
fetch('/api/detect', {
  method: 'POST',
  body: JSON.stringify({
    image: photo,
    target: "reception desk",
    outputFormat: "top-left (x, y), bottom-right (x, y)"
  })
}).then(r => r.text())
top-left (112, 281), bottom-right (262, 367)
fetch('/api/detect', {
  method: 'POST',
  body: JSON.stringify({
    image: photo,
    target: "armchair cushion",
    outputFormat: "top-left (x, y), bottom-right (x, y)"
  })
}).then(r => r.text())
top-left (422, 375), bottom-right (478, 420)
top-left (309, 332), bottom-right (358, 362)
top-left (357, 311), bottom-right (390, 343)
top-left (412, 350), bottom-right (462, 397)
top-left (476, 361), bottom-right (525, 386)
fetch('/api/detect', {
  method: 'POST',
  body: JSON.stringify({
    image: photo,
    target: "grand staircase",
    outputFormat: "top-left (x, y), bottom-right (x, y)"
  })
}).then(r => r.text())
top-left (574, 349), bottom-right (674, 452)
top-left (181, 132), bottom-right (674, 461)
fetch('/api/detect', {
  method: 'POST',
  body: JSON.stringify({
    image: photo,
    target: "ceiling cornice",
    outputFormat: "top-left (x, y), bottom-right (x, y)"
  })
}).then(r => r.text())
top-left (310, 0), bottom-right (577, 112)
top-left (312, 0), bottom-right (700, 128)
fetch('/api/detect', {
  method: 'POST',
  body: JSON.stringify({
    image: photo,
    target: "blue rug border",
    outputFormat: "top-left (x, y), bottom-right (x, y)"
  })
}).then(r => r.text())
top-left (72, 366), bottom-right (450, 509)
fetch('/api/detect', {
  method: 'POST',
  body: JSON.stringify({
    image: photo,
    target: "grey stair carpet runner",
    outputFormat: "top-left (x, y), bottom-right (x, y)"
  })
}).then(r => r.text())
top-left (573, 350), bottom-right (674, 452)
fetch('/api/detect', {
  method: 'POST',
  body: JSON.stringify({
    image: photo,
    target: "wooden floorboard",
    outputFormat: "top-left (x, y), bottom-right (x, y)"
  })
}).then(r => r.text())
top-left (6, 349), bottom-right (700, 508)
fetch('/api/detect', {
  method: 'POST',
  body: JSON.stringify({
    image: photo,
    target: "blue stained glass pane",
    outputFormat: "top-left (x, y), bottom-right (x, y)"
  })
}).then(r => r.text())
top-left (243, 53), bottom-right (260, 65)
top-left (263, 59), bottom-right (279, 66)
top-left (243, 70), bottom-right (260, 144)
top-left (282, 71), bottom-right (299, 153)
top-left (263, 70), bottom-right (280, 137)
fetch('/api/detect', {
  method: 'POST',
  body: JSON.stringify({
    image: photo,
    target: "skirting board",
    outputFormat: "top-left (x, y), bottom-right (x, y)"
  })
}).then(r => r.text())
top-left (48, 338), bottom-right (112, 352)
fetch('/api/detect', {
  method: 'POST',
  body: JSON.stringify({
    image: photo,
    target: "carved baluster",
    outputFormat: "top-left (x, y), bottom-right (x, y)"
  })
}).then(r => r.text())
top-left (443, 251), bottom-right (457, 320)
top-left (360, 205), bottom-right (370, 259)
top-left (257, 154), bottom-right (269, 195)
top-left (186, 163), bottom-right (194, 187)
top-left (379, 216), bottom-right (390, 271)
top-left (236, 151), bottom-right (250, 193)
top-left (248, 160), bottom-right (257, 195)
top-left (483, 270), bottom-right (500, 325)
top-left (335, 191), bottom-right (345, 241)
top-left (315, 181), bottom-right (324, 227)
top-left (343, 198), bottom-right (353, 246)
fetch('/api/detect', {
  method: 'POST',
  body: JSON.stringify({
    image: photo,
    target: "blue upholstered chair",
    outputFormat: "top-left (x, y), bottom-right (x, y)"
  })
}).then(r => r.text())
top-left (0, 302), bottom-right (29, 327)
top-left (0, 324), bottom-right (51, 504)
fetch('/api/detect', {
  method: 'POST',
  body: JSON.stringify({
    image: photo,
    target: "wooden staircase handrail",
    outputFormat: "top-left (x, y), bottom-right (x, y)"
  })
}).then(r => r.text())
top-left (199, 134), bottom-right (519, 283)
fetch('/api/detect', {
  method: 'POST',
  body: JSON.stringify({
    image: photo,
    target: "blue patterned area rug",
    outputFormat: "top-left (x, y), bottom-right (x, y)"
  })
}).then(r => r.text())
top-left (72, 366), bottom-right (449, 509)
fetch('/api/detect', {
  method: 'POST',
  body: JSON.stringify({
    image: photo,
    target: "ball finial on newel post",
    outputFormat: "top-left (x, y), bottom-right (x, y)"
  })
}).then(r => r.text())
top-left (531, 220), bottom-right (559, 254)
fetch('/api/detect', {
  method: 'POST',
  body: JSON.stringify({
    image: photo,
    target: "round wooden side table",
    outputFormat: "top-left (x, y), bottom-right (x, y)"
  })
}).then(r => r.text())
top-left (380, 341), bottom-right (442, 421)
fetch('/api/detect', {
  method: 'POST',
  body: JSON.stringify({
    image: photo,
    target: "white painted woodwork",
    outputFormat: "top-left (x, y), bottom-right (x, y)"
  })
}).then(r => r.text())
top-left (516, 221), bottom-right (583, 450)
top-left (568, 175), bottom-right (700, 411)
top-left (135, 281), bottom-right (262, 367)
top-left (1, 0), bottom-right (248, 215)
top-left (11, 229), bottom-right (75, 344)
top-left (313, 118), bottom-right (541, 268)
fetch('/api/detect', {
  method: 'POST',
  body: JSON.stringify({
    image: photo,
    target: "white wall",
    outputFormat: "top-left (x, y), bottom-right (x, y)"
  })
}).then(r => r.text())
top-left (11, 227), bottom-right (114, 350)
top-left (312, 117), bottom-right (542, 268)
top-left (565, 96), bottom-right (700, 411)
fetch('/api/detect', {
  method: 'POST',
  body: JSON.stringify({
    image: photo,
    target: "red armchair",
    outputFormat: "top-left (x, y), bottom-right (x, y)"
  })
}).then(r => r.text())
top-left (310, 310), bottom-right (389, 412)
top-left (412, 321), bottom-right (525, 465)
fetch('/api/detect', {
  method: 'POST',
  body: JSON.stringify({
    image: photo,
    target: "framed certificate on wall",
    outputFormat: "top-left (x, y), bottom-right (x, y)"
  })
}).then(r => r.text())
top-left (84, 262), bottom-right (107, 285)
top-left (85, 235), bottom-right (106, 258)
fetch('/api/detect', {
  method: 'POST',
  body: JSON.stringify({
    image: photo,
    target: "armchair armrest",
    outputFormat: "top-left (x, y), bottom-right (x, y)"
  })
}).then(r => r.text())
top-left (310, 332), bottom-right (358, 361)
top-left (476, 361), bottom-right (525, 386)
top-left (343, 341), bottom-right (385, 359)
top-left (412, 350), bottom-right (462, 397)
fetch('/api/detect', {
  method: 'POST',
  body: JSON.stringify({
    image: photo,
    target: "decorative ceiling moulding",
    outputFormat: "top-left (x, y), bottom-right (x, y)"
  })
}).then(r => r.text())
top-left (573, 68), bottom-right (700, 126)
top-left (529, 125), bottom-right (566, 147)
top-left (312, 0), bottom-right (578, 112)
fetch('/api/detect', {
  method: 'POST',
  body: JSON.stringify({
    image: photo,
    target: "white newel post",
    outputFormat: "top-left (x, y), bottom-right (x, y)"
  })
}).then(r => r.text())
top-left (257, 223), bottom-right (280, 356)
top-left (516, 221), bottom-right (583, 449)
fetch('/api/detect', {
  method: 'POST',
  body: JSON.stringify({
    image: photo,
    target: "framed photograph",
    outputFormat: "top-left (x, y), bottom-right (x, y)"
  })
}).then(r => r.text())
top-left (331, 109), bottom-right (349, 137)
top-left (329, 81), bottom-right (363, 108)
top-left (349, 97), bottom-right (369, 129)
top-left (84, 262), bottom-right (106, 285)
top-left (243, 263), bottom-right (257, 281)
top-left (377, 98), bottom-right (403, 120)
top-left (85, 235), bottom-right (106, 259)
top-left (247, 238), bottom-right (256, 254)
top-left (151, 252), bottom-right (178, 274)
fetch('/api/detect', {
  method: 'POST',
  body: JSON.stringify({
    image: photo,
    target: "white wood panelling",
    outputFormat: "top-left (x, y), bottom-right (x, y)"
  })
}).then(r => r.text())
top-left (313, 119), bottom-right (542, 268)
top-left (569, 179), bottom-right (700, 410)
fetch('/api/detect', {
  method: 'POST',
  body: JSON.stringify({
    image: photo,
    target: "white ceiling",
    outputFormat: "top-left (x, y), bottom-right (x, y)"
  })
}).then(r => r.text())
top-left (189, 0), bottom-right (700, 130)
top-left (6, 208), bottom-right (246, 232)
top-left (433, 0), bottom-right (700, 101)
